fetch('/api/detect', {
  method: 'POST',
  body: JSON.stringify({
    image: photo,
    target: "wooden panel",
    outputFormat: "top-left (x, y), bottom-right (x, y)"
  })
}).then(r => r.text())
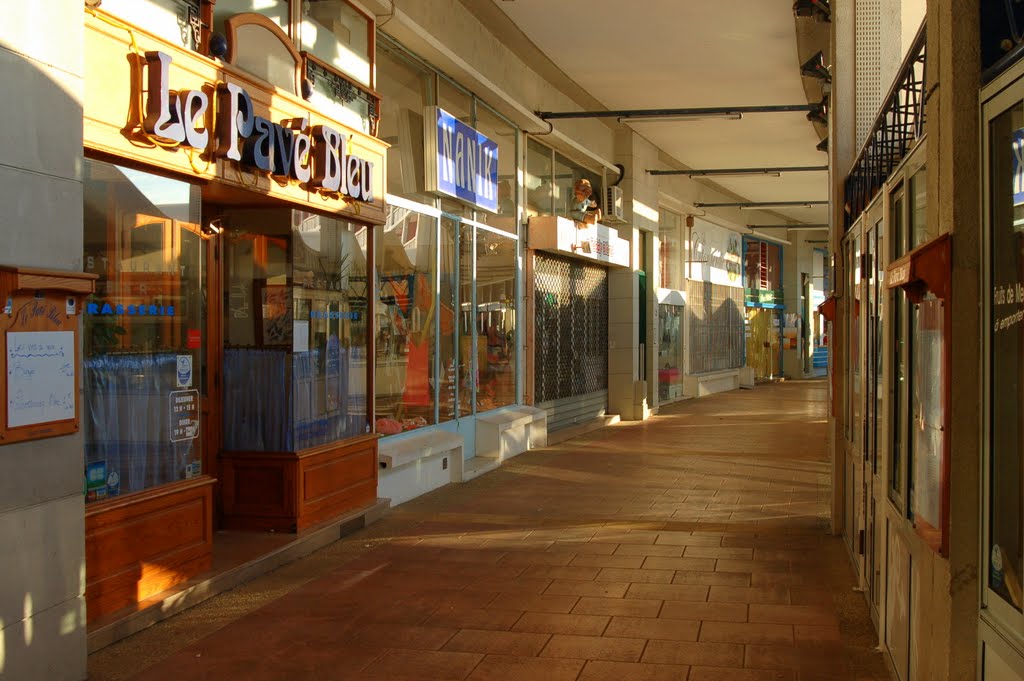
top-left (85, 477), bottom-right (213, 622)
top-left (297, 436), bottom-right (378, 530)
top-left (219, 453), bottom-right (296, 531)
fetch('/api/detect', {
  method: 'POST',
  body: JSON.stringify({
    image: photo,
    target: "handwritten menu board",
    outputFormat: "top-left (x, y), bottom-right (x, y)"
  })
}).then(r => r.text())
top-left (6, 331), bottom-right (76, 427)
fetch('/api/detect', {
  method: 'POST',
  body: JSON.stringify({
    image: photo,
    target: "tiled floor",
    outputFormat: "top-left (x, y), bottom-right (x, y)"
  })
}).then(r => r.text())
top-left (88, 380), bottom-right (892, 681)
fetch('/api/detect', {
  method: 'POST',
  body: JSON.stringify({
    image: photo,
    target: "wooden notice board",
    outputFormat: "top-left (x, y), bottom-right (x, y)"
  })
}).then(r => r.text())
top-left (0, 267), bottom-right (97, 445)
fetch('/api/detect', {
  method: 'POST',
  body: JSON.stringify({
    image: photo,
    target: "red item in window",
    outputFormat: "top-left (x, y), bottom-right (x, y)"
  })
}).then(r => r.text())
top-left (402, 338), bottom-right (431, 406)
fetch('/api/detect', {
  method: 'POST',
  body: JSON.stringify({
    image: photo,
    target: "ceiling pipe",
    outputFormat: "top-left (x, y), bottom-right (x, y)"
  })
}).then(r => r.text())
top-left (649, 166), bottom-right (827, 177)
top-left (534, 104), bottom-right (816, 120)
top-left (746, 224), bottom-right (830, 230)
top-left (693, 200), bottom-right (828, 208)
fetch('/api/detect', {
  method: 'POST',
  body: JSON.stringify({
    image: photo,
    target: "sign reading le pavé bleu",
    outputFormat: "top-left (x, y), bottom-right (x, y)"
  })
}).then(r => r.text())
top-left (425, 106), bottom-right (498, 212)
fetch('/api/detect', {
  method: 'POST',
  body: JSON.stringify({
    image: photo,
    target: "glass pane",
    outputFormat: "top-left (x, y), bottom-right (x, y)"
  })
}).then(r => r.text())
top-left (891, 287), bottom-right (907, 502)
top-left (222, 209), bottom-right (292, 451)
top-left (377, 43), bottom-right (435, 204)
top-left (291, 212), bottom-right (369, 448)
top-left (82, 160), bottom-right (204, 502)
top-left (526, 138), bottom-right (554, 218)
top-left (909, 168), bottom-right (929, 249)
top-left (474, 104), bottom-right (518, 234)
top-left (554, 152), bottom-right (601, 223)
top-left (911, 294), bottom-right (944, 536)
top-left (475, 230), bottom-right (517, 412)
top-left (458, 222), bottom-right (475, 415)
top-left (100, 0), bottom-right (201, 51)
top-left (660, 208), bottom-right (683, 290)
top-left (439, 217), bottom-right (458, 421)
top-left (989, 102), bottom-right (1024, 609)
top-left (374, 209), bottom-right (437, 435)
top-left (852, 236), bottom-right (861, 447)
top-left (658, 305), bottom-right (684, 401)
top-left (301, 0), bottom-right (371, 87)
top-left (213, 0), bottom-right (289, 36)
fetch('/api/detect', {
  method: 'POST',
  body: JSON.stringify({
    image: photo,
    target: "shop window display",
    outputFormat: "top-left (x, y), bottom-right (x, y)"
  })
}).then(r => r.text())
top-left (374, 208), bottom-right (438, 435)
top-left (988, 103), bottom-right (1024, 611)
top-left (475, 229), bottom-right (517, 411)
top-left (658, 305), bottom-right (684, 401)
top-left (221, 208), bottom-right (369, 452)
top-left (82, 159), bottom-right (205, 502)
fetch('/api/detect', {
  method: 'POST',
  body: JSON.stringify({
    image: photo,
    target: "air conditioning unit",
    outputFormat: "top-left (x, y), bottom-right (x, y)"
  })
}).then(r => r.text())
top-left (604, 185), bottom-right (626, 223)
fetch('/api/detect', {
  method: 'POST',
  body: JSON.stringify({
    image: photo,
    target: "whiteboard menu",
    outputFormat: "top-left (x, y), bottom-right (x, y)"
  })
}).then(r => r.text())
top-left (6, 331), bottom-right (76, 428)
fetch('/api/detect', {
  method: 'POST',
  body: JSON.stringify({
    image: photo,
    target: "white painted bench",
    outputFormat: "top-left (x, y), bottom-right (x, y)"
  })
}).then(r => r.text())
top-left (378, 431), bottom-right (464, 506)
top-left (475, 406), bottom-right (548, 463)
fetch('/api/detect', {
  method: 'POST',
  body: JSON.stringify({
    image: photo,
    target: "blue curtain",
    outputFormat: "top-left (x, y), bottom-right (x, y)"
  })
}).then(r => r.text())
top-left (223, 348), bottom-right (291, 451)
top-left (83, 354), bottom-right (197, 497)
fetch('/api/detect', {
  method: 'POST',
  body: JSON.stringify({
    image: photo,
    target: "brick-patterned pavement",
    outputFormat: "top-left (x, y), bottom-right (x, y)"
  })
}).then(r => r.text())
top-left (89, 380), bottom-right (891, 681)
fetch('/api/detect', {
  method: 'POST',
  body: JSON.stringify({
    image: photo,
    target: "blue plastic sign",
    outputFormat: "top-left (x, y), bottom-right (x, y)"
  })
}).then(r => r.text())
top-left (1014, 128), bottom-right (1024, 206)
top-left (426, 106), bottom-right (498, 212)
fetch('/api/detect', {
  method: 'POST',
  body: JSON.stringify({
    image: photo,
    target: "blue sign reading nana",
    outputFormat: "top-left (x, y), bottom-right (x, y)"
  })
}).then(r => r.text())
top-left (1014, 128), bottom-right (1024, 206)
top-left (427, 106), bottom-right (499, 212)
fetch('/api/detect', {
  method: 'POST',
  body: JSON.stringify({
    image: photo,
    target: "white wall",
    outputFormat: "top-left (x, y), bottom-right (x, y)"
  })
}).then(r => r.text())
top-left (0, 6), bottom-right (87, 680)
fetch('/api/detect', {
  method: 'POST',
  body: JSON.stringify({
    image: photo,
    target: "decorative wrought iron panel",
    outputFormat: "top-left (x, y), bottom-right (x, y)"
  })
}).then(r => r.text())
top-left (534, 254), bottom-right (608, 403)
top-left (687, 281), bottom-right (745, 374)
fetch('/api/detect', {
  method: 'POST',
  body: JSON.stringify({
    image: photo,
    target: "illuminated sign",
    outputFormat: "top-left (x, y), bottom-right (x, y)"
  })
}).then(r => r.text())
top-left (423, 106), bottom-right (498, 212)
top-left (142, 51), bottom-right (374, 202)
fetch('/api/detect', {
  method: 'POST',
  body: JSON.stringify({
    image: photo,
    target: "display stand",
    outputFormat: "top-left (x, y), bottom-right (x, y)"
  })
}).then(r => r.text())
top-left (0, 266), bottom-right (97, 445)
top-left (886, 233), bottom-right (952, 556)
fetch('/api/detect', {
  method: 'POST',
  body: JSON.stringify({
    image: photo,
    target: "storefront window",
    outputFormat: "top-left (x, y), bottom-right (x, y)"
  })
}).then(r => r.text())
top-left (99, 0), bottom-right (201, 51)
top-left (527, 138), bottom-right (554, 218)
top-left (476, 229), bottom-right (517, 411)
top-left (214, 0), bottom-right (290, 36)
top-left (458, 222), bottom-right (475, 415)
top-left (554, 152), bottom-right (601, 221)
top-left (909, 168), bottom-right (930, 249)
top-left (301, 0), bottom-right (371, 87)
top-left (374, 208), bottom-right (437, 435)
top-left (988, 103), bottom-right (1024, 610)
top-left (890, 188), bottom-right (908, 507)
top-left (658, 305), bottom-right (684, 401)
top-left (221, 208), bottom-right (369, 451)
top-left (440, 217), bottom-right (458, 421)
top-left (82, 159), bottom-right (204, 502)
top-left (660, 209), bottom-right (683, 290)
top-left (377, 42), bottom-right (436, 204)
top-left (474, 104), bottom-right (518, 233)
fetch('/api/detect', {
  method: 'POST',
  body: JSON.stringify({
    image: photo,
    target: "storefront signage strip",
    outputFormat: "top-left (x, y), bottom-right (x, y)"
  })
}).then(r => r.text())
top-left (142, 51), bottom-right (374, 202)
top-left (424, 106), bottom-right (499, 212)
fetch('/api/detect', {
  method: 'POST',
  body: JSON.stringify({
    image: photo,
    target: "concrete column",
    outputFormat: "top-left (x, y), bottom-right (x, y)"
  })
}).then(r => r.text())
top-left (0, 6), bottom-right (87, 681)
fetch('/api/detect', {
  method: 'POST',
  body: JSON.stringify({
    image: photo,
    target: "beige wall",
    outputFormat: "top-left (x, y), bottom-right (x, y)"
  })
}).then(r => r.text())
top-left (0, 6), bottom-right (87, 681)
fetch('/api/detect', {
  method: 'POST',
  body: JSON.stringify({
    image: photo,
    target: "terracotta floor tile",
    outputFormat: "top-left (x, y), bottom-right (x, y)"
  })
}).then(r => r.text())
top-left (425, 607), bottom-right (525, 631)
top-left (465, 654), bottom-right (584, 681)
top-left (653, 531), bottom-right (693, 545)
top-left (659, 600), bottom-right (748, 622)
top-left (614, 543), bottom-right (685, 557)
top-left (688, 666), bottom-right (796, 681)
top-left (578, 660), bottom-right (691, 681)
top-left (708, 586), bottom-right (790, 605)
top-left (592, 530), bottom-right (658, 544)
top-left (464, 577), bottom-right (553, 595)
top-left (521, 564), bottom-right (602, 581)
top-left (699, 621), bottom-right (793, 645)
top-left (541, 634), bottom-right (646, 662)
top-left (546, 579), bottom-right (631, 598)
top-left (793, 624), bottom-right (841, 642)
top-left (571, 553), bottom-right (646, 569)
top-left (684, 545), bottom-right (755, 560)
top-left (748, 604), bottom-right (838, 626)
top-left (597, 567), bottom-right (675, 583)
top-left (673, 570), bottom-right (751, 587)
top-left (626, 582), bottom-right (710, 602)
top-left (512, 611), bottom-right (610, 636)
top-left (573, 596), bottom-right (662, 618)
top-left (642, 556), bottom-right (719, 572)
top-left (556, 541), bottom-right (621, 555)
top-left (605, 615), bottom-right (701, 641)
top-left (641, 640), bottom-right (745, 667)
top-left (359, 649), bottom-right (483, 680)
top-left (351, 625), bottom-right (458, 651)
top-left (489, 592), bottom-right (579, 613)
top-left (497, 551), bottom-right (576, 567)
top-left (443, 629), bottom-right (551, 656)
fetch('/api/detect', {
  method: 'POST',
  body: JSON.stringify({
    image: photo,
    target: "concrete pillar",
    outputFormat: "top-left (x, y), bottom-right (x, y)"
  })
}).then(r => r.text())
top-left (0, 6), bottom-right (87, 681)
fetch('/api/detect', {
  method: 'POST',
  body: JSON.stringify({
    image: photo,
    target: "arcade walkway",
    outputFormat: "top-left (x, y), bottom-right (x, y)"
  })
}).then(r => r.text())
top-left (88, 380), bottom-right (891, 681)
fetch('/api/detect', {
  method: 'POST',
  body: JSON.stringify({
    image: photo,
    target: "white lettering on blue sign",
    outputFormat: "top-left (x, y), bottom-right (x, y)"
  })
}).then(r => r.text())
top-left (310, 310), bottom-right (360, 320)
top-left (432, 107), bottom-right (498, 212)
top-left (1014, 129), bottom-right (1024, 207)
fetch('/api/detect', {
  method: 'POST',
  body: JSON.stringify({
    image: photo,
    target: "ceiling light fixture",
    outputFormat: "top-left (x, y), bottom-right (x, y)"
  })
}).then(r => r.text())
top-left (816, 137), bottom-right (829, 152)
top-left (800, 52), bottom-right (832, 82)
top-left (806, 96), bottom-right (829, 124)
